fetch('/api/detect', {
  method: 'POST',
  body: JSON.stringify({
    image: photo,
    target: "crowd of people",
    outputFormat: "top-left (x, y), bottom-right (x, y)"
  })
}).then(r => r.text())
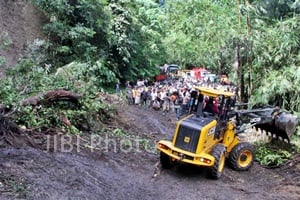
top-left (123, 76), bottom-right (237, 120)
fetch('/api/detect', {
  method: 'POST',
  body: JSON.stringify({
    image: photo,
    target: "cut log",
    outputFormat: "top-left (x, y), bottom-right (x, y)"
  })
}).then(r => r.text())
top-left (43, 90), bottom-right (81, 103)
top-left (21, 90), bottom-right (82, 106)
top-left (21, 95), bottom-right (42, 106)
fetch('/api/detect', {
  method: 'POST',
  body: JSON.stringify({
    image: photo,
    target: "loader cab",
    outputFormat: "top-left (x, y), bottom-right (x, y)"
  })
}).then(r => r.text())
top-left (192, 86), bottom-right (236, 120)
top-left (191, 87), bottom-right (236, 139)
top-left (171, 86), bottom-right (236, 153)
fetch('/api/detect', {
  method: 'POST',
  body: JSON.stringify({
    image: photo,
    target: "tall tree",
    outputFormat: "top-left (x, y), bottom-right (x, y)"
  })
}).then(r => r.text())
top-left (162, 0), bottom-right (242, 71)
top-left (107, 0), bottom-right (166, 82)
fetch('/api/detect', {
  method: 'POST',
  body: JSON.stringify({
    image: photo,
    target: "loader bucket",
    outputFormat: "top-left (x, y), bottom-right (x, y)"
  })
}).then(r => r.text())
top-left (254, 112), bottom-right (298, 142)
top-left (237, 108), bottom-right (298, 143)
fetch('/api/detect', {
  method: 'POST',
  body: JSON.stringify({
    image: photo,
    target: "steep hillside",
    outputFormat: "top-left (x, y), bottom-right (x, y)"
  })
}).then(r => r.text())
top-left (0, 0), bottom-right (47, 76)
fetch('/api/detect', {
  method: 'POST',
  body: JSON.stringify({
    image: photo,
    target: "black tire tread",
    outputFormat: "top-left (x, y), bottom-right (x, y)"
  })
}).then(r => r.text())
top-left (160, 151), bottom-right (174, 169)
top-left (228, 142), bottom-right (254, 171)
top-left (209, 144), bottom-right (226, 179)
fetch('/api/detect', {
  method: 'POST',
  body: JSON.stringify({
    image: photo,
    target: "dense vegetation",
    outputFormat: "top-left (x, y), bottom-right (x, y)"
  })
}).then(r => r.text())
top-left (26, 0), bottom-right (166, 84)
top-left (1, 0), bottom-right (300, 133)
top-left (26, 0), bottom-right (300, 110)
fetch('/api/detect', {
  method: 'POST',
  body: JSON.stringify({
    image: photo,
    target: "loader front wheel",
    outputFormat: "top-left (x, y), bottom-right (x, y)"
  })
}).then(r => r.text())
top-left (160, 152), bottom-right (174, 169)
top-left (209, 144), bottom-right (226, 179)
top-left (228, 142), bottom-right (254, 171)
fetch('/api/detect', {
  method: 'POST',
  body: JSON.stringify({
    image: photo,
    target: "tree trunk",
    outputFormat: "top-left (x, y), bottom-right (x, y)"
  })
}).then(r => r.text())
top-left (234, 45), bottom-right (240, 100)
top-left (240, 67), bottom-right (246, 102)
top-left (21, 90), bottom-right (82, 106)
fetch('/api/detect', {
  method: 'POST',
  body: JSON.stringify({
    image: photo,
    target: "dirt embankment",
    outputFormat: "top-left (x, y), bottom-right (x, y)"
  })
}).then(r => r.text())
top-left (0, 0), bottom-right (47, 76)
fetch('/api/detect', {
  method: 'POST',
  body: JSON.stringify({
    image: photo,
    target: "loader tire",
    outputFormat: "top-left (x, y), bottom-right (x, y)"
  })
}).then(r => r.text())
top-left (228, 142), bottom-right (254, 171)
top-left (160, 152), bottom-right (174, 169)
top-left (209, 144), bottom-right (226, 179)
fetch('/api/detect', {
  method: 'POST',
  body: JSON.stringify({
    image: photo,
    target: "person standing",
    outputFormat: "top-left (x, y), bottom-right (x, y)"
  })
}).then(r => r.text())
top-left (162, 91), bottom-right (171, 115)
top-left (132, 86), bottom-right (137, 105)
top-left (126, 86), bottom-right (133, 105)
top-left (176, 89), bottom-right (190, 119)
top-left (170, 92), bottom-right (177, 113)
top-left (146, 87), bottom-right (152, 108)
top-left (174, 92), bottom-right (181, 118)
top-left (140, 88), bottom-right (148, 108)
top-left (115, 82), bottom-right (120, 94)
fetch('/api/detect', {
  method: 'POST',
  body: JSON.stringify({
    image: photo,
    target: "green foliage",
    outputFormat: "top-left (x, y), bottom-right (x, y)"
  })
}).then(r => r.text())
top-left (0, 31), bottom-right (12, 51)
top-left (0, 77), bottom-right (18, 105)
top-left (29, 0), bottom-right (166, 84)
top-left (0, 31), bottom-right (11, 67)
top-left (250, 65), bottom-right (300, 111)
top-left (13, 92), bottom-right (115, 134)
top-left (157, 0), bottom-right (300, 111)
top-left (0, 175), bottom-right (28, 199)
top-left (255, 142), bottom-right (292, 167)
top-left (290, 129), bottom-right (300, 152)
top-left (254, 0), bottom-right (300, 21)
top-left (54, 60), bottom-right (118, 89)
top-left (112, 128), bottom-right (127, 137)
top-left (1, 57), bottom-right (116, 134)
top-left (162, 0), bottom-right (241, 70)
top-left (4, 0), bottom-right (300, 135)
top-left (249, 16), bottom-right (300, 111)
top-left (0, 56), bottom-right (6, 67)
top-left (15, 105), bottom-right (58, 130)
top-left (30, 0), bottom-right (110, 66)
top-left (107, 0), bottom-right (166, 81)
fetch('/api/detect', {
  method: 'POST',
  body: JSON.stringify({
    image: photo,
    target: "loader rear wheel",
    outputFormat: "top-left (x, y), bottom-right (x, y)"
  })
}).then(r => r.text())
top-left (160, 152), bottom-right (174, 169)
top-left (228, 142), bottom-right (254, 171)
top-left (209, 144), bottom-right (226, 179)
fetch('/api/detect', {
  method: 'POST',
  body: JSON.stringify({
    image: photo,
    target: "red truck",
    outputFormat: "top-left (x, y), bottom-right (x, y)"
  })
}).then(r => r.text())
top-left (154, 64), bottom-right (179, 81)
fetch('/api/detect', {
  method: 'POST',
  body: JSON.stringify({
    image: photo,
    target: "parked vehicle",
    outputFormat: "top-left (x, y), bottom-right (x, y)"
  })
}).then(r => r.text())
top-left (154, 64), bottom-right (179, 81)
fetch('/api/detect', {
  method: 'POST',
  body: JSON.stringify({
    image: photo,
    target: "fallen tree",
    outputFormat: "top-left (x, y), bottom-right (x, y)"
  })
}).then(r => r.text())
top-left (21, 89), bottom-right (82, 106)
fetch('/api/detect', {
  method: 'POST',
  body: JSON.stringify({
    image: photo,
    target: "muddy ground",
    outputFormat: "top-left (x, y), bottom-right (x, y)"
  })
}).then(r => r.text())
top-left (0, 97), bottom-right (299, 200)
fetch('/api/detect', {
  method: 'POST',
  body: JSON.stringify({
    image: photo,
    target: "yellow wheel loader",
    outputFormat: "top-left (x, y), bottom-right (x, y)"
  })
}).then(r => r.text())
top-left (157, 86), bottom-right (298, 179)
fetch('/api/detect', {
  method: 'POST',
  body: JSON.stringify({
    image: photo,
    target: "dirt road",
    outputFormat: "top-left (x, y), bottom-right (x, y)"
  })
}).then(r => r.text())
top-left (0, 102), bottom-right (299, 200)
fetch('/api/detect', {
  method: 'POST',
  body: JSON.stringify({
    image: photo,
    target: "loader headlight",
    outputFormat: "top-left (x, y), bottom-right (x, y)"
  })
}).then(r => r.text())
top-left (196, 157), bottom-right (211, 164)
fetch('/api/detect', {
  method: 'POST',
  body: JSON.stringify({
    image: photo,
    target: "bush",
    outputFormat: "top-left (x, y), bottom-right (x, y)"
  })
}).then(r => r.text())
top-left (1, 57), bottom-right (117, 134)
top-left (255, 142), bottom-right (292, 167)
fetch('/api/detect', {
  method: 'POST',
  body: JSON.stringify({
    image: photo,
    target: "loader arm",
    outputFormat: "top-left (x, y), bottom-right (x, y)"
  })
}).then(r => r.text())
top-left (235, 107), bottom-right (298, 142)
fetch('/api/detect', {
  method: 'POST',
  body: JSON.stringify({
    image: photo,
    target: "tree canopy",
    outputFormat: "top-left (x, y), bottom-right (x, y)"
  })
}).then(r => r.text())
top-left (6, 0), bottom-right (297, 114)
